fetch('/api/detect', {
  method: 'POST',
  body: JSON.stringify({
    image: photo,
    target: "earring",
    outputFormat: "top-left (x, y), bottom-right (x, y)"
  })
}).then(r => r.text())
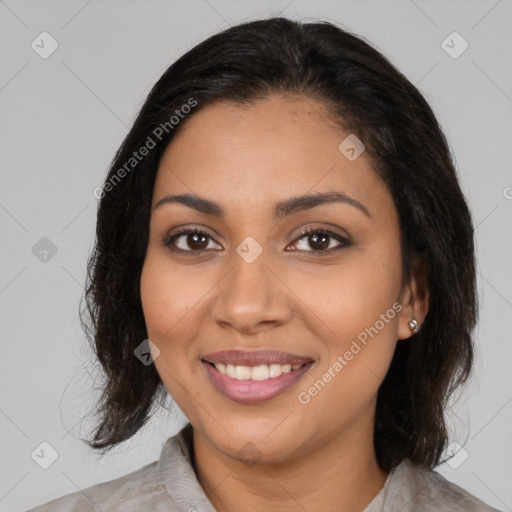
top-left (408, 317), bottom-right (419, 334)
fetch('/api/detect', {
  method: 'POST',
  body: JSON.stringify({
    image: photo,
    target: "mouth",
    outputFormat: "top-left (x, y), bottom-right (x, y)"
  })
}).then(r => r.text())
top-left (200, 350), bottom-right (315, 404)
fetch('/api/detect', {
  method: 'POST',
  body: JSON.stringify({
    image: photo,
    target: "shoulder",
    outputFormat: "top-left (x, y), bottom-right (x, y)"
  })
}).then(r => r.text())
top-left (385, 459), bottom-right (503, 512)
top-left (26, 425), bottom-right (204, 512)
top-left (26, 459), bottom-right (171, 512)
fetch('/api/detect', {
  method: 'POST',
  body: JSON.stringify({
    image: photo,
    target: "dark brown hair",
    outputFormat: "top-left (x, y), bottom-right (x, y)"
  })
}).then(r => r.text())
top-left (79, 17), bottom-right (477, 472)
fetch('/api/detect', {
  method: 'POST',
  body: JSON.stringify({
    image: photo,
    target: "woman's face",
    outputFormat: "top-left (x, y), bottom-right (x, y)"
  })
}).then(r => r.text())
top-left (140, 95), bottom-right (416, 464)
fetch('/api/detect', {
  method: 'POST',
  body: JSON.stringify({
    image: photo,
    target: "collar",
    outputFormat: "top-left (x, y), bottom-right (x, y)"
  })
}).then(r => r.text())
top-left (158, 422), bottom-right (217, 512)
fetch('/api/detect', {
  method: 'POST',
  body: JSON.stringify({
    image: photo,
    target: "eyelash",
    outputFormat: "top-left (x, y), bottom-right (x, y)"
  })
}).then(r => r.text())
top-left (162, 226), bottom-right (351, 256)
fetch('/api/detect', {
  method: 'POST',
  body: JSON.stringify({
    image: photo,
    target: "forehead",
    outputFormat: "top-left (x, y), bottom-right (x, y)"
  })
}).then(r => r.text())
top-left (153, 95), bottom-right (393, 220)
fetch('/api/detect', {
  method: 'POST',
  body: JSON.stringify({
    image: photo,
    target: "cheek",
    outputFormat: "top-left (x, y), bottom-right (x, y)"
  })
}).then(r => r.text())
top-left (293, 245), bottom-right (401, 405)
top-left (291, 247), bottom-right (402, 344)
top-left (298, 286), bottom-right (400, 426)
top-left (140, 254), bottom-right (204, 401)
top-left (140, 252), bottom-right (206, 342)
top-left (140, 259), bottom-right (173, 337)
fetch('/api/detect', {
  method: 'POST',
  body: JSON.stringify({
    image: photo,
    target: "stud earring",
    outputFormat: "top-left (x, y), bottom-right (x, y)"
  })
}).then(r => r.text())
top-left (408, 317), bottom-right (419, 334)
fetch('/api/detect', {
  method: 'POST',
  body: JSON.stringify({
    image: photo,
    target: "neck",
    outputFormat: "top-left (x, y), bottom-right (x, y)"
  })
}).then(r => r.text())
top-left (192, 410), bottom-right (388, 512)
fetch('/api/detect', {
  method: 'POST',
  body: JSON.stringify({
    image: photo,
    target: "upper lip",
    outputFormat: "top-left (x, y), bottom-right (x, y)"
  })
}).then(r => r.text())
top-left (202, 350), bottom-right (313, 367)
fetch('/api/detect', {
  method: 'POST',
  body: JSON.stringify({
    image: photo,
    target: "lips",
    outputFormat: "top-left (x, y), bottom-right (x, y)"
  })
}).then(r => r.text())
top-left (201, 350), bottom-right (315, 404)
top-left (201, 349), bottom-right (313, 367)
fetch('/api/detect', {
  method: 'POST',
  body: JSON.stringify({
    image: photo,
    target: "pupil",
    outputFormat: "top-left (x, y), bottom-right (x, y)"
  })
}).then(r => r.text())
top-left (189, 233), bottom-right (208, 250)
top-left (311, 233), bottom-right (329, 250)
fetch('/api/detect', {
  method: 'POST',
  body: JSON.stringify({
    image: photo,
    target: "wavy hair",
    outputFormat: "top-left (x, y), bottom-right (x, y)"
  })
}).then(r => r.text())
top-left (79, 17), bottom-right (477, 472)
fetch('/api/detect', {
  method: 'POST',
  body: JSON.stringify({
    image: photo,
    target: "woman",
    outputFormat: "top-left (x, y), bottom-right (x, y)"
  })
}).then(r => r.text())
top-left (29, 16), bottom-right (501, 512)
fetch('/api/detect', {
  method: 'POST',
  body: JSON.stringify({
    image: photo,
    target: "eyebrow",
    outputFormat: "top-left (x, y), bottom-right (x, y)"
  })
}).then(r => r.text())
top-left (152, 191), bottom-right (371, 219)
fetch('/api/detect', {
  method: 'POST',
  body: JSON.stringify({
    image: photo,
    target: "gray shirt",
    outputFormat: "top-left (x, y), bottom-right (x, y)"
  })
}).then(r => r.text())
top-left (27, 423), bottom-right (501, 512)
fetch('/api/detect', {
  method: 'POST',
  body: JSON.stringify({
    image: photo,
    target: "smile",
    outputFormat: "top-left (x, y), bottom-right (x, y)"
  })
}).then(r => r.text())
top-left (200, 350), bottom-right (314, 404)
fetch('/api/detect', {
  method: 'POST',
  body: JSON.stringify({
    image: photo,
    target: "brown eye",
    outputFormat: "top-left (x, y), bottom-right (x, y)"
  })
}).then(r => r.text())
top-left (163, 228), bottom-right (221, 253)
top-left (290, 227), bottom-right (350, 254)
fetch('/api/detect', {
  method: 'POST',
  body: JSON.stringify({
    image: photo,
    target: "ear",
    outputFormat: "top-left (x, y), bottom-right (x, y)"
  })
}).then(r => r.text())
top-left (397, 256), bottom-right (430, 340)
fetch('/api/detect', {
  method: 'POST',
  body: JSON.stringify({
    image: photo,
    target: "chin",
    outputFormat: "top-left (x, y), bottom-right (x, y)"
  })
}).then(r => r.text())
top-left (199, 415), bottom-right (309, 465)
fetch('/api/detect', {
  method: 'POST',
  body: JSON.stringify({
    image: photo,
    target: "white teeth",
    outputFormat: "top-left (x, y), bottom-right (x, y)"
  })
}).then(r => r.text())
top-left (234, 365), bottom-right (251, 380)
top-left (251, 365), bottom-right (269, 380)
top-left (226, 364), bottom-right (236, 378)
top-left (212, 362), bottom-right (304, 380)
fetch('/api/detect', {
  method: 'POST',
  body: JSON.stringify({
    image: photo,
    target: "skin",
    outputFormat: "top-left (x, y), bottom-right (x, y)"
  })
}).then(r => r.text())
top-left (140, 94), bottom-right (429, 512)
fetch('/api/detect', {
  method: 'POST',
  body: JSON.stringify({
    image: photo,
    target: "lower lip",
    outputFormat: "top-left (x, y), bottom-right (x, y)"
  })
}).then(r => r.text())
top-left (201, 360), bottom-right (313, 404)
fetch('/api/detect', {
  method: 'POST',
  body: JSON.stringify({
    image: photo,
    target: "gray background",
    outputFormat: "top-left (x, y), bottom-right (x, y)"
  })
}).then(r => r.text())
top-left (1, 0), bottom-right (511, 510)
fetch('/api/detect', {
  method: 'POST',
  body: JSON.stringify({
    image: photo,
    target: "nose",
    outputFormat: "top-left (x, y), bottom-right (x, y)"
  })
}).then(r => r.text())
top-left (210, 249), bottom-right (293, 335)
